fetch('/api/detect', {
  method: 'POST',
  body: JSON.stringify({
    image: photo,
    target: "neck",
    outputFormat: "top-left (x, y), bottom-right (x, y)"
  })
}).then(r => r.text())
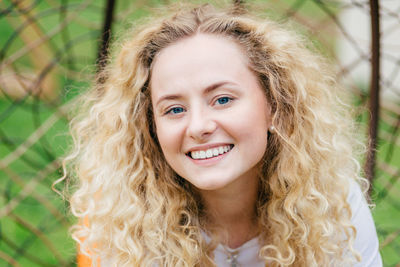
top-left (199, 172), bottom-right (260, 249)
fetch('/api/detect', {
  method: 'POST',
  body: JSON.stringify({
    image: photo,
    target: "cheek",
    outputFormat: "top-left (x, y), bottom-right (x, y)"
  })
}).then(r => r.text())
top-left (226, 105), bottom-right (269, 159)
top-left (156, 123), bottom-right (182, 155)
top-left (156, 127), bottom-right (170, 152)
top-left (229, 104), bottom-right (269, 137)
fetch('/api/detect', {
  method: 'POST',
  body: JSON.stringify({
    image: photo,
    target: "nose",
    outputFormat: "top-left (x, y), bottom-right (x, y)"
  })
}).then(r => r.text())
top-left (186, 107), bottom-right (217, 141)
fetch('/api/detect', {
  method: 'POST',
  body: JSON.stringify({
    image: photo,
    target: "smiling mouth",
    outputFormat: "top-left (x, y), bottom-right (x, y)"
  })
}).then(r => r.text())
top-left (187, 145), bottom-right (234, 160)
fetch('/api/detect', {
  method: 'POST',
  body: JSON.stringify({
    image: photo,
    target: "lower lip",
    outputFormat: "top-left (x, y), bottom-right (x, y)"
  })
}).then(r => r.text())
top-left (187, 149), bottom-right (232, 166)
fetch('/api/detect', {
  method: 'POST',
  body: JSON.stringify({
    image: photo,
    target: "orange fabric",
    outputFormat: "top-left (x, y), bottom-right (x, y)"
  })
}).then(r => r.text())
top-left (77, 216), bottom-right (100, 267)
top-left (77, 251), bottom-right (94, 267)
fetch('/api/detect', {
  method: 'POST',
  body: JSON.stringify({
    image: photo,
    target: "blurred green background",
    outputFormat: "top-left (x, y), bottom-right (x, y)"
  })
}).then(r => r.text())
top-left (1, 0), bottom-right (399, 266)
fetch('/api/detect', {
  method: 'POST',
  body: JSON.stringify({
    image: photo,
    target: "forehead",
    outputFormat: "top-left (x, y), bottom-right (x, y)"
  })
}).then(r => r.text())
top-left (150, 33), bottom-right (251, 92)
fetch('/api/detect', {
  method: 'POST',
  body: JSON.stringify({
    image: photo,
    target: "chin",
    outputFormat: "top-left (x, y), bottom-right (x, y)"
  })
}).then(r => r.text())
top-left (195, 184), bottom-right (223, 191)
top-left (191, 178), bottom-right (232, 191)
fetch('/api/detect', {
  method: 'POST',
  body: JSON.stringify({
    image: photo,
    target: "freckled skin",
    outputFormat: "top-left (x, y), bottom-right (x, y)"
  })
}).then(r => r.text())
top-left (151, 33), bottom-right (271, 192)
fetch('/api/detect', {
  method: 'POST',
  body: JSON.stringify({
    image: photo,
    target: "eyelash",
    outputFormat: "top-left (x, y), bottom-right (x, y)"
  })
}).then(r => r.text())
top-left (165, 106), bottom-right (185, 115)
top-left (215, 96), bottom-right (233, 105)
top-left (163, 96), bottom-right (234, 116)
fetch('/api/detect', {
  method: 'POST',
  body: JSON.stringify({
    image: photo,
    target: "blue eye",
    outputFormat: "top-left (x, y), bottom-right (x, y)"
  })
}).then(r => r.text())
top-left (216, 96), bottom-right (232, 105)
top-left (166, 107), bottom-right (184, 115)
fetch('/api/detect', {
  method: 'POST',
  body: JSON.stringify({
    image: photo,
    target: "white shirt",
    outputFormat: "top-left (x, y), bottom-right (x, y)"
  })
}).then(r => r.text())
top-left (211, 181), bottom-right (382, 267)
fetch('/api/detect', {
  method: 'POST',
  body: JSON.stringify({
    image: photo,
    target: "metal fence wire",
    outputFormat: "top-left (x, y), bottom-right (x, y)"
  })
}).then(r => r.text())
top-left (0, 0), bottom-right (399, 266)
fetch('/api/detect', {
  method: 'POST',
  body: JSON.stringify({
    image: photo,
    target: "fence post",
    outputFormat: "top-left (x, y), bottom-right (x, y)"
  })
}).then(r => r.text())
top-left (365, 0), bottom-right (380, 194)
top-left (97, 0), bottom-right (117, 72)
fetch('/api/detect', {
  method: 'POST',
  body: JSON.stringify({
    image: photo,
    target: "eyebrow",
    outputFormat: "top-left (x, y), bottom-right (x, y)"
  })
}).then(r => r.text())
top-left (155, 81), bottom-right (234, 106)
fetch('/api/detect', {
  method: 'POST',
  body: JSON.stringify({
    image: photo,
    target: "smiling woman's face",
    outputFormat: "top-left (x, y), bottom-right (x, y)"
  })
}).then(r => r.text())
top-left (150, 33), bottom-right (271, 191)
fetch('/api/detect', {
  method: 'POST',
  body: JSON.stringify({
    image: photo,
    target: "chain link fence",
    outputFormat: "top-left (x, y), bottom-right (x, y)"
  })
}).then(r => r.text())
top-left (0, 0), bottom-right (399, 266)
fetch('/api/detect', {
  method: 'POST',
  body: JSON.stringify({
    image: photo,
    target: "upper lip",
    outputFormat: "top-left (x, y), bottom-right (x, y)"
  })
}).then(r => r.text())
top-left (185, 143), bottom-right (233, 154)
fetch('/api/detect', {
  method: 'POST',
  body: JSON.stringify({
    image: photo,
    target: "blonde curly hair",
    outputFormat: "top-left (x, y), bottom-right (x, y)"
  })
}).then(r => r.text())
top-left (62, 2), bottom-right (367, 266)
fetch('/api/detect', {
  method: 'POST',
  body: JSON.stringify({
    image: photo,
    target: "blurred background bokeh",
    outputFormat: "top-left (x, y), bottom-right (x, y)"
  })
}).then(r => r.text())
top-left (0, 0), bottom-right (399, 266)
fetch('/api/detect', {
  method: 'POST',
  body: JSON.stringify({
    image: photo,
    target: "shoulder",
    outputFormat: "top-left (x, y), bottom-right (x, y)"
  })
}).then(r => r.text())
top-left (347, 180), bottom-right (382, 267)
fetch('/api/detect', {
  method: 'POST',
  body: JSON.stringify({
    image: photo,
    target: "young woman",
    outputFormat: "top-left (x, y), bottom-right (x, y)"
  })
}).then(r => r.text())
top-left (65, 3), bottom-right (382, 266)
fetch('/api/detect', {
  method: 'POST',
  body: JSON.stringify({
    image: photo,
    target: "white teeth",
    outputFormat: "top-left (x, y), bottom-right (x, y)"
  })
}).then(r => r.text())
top-left (190, 145), bottom-right (232, 160)
top-left (213, 148), bottom-right (219, 156)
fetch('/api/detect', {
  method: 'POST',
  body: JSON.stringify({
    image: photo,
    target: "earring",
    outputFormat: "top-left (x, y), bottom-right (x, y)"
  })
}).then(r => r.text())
top-left (269, 125), bottom-right (275, 134)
